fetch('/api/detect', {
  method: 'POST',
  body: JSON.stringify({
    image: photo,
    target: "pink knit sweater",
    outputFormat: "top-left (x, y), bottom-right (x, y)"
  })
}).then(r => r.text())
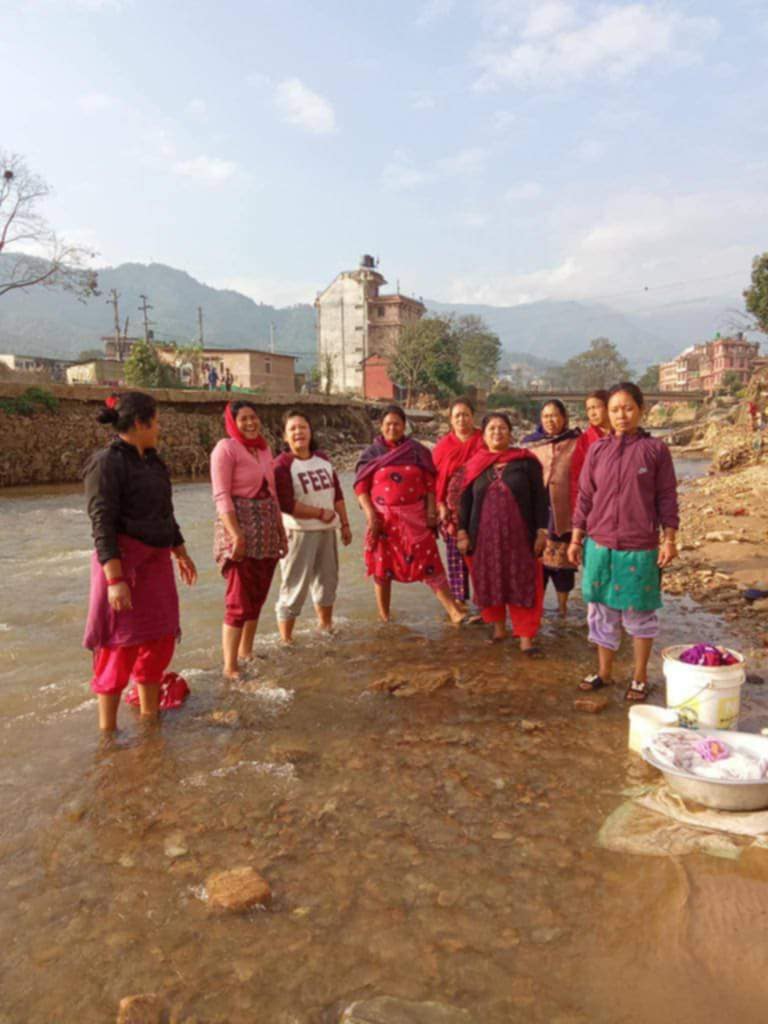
top-left (210, 438), bottom-right (277, 515)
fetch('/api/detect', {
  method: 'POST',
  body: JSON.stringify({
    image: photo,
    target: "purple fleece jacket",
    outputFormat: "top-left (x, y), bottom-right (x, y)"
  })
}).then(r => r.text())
top-left (573, 431), bottom-right (679, 551)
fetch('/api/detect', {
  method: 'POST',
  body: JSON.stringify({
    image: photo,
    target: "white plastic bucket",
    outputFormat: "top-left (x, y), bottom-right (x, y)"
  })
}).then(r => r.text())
top-left (628, 705), bottom-right (679, 753)
top-left (662, 645), bottom-right (746, 730)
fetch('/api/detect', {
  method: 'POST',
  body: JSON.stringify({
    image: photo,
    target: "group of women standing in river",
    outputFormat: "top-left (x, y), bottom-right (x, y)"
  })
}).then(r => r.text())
top-left (82, 382), bottom-right (678, 731)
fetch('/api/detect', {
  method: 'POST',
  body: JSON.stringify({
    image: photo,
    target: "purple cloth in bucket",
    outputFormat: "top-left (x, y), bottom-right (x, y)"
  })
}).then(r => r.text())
top-left (678, 643), bottom-right (738, 667)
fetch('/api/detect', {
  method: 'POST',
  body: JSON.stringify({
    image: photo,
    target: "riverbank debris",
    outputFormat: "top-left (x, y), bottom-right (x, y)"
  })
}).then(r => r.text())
top-left (340, 995), bottom-right (475, 1023)
top-left (116, 993), bottom-right (165, 1024)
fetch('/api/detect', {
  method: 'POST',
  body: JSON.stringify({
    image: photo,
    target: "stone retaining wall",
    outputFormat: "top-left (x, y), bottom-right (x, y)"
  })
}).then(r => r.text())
top-left (0, 383), bottom-right (375, 488)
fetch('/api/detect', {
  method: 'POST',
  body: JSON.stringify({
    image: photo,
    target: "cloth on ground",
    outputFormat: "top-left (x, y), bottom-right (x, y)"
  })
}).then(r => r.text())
top-left (598, 784), bottom-right (768, 858)
top-left (124, 671), bottom-right (190, 709)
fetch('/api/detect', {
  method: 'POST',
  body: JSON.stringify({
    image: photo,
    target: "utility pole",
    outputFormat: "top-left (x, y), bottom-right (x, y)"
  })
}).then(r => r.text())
top-left (139, 294), bottom-right (153, 344)
top-left (269, 321), bottom-right (276, 354)
top-left (106, 289), bottom-right (122, 360)
top-left (198, 306), bottom-right (204, 347)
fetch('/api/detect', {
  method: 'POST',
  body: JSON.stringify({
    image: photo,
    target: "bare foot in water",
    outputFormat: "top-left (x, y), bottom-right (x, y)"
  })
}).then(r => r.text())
top-left (488, 623), bottom-right (507, 644)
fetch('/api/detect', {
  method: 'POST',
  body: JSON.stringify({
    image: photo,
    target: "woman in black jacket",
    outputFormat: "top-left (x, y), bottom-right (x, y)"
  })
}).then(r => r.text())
top-left (83, 392), bottom-right (197, 731)
top-left (457, 413), bottom-right (548, 650)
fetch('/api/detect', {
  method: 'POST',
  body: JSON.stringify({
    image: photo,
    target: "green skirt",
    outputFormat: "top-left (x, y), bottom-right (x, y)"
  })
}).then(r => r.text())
top-left (581, 539), bottom-right (662, 612)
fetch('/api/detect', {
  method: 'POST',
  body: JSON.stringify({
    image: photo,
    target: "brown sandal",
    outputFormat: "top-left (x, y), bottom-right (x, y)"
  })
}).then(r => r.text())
top-left (625, 679), bottom-right (651, 702)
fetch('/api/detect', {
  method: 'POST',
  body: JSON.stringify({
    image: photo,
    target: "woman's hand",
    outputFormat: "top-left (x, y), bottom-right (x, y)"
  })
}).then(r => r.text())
top-left (534, 529), bottom-right (548, 558)
top-left (107, 581), bottom-right (132, 612)
top-left (175, 554), bottom-right (198, 586)
top-left (366, 512), bottom-right (382, 541)
top-left (340, 523), bottom-right (352, 546)
top-left (437, 502), bottom-right (449, 524)
top-left (456, 530), bottom-right (471, 556)
top-left (229, 531), bottom-right (246, 562)
top-left (567, 540), bottom-right (583, 566)
top-left (657, 540), bottom-right (678, 568)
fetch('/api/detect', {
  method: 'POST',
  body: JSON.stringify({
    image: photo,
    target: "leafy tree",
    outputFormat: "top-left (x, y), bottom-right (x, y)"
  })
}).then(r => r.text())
top-left (721, 370), bottom-right (744, 395)
top-left (638, 363), bottom-right (660, 391)
top-left (0, 151), bottom-right (98, 300)
top-left (124, 340), bottom-right (177, 388)
top-left (743, 253), bottom-right (768, 333)
top-left (453, 314), bottom-right (501, 390)
top-left (388, 317), bottom-right (460, 404)
top-left (558, 338), bottom-right (631, 390)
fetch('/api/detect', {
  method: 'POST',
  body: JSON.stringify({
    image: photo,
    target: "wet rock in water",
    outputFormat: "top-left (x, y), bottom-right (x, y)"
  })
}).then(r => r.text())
top-left (519, 719), bottom-right (542, 733)
top-left (340, 996), bottom-right (475, 1023)
top-left (369, 669), bottom-right (455, 697)
top-left (573, 696), bottom-right (608, 714)
top-left (164, 834), bottom-right (188, 858)
top-left (206, 866), bottom-right (272, 912)
top-left (210, 709), bottom-right (240, 727)
top-left (746, 673), bottom-right (766, 686)
top-left (116, 993), bottom-right (165, 1024)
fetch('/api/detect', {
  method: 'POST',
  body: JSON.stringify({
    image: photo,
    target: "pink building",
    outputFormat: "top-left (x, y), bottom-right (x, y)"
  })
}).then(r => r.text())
top-left (660, 334), bottom-right (760, 394)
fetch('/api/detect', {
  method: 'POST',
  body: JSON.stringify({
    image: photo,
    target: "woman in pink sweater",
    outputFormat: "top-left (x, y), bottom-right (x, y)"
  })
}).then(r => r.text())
top-left (210, 402), bottom-right (287, 678)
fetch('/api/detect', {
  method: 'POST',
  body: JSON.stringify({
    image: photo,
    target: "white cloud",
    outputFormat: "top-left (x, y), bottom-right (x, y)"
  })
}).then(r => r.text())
top-left (573, 138), bottom-right (605, 162)
top-left (473, 3), bottom-right (719, 91)
top-left (447, 189), bottom-right (768, 307)
top-left (214, 274), bottom-right (316, 307)
top-left (274, 77), bottom-right (336, 135)
top-left (505, 181), bottom-right (543, 201)
top-left (411, 93), bottom-right (437, 111)
top-left (415, 0), bottom-right (453, 27)
top-left (172, 155), bottom-right (238, 184)
top-left (185, 98), bottom-right (208, 119)
top-left (78, 91), bottom-right (117, 112)
top-left (490, 109), bottom-right (517, 133)
top-left (380, 147), bottom-right (487, 191)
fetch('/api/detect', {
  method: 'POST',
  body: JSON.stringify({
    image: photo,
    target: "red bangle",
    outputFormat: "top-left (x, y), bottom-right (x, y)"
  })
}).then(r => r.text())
top-left (106, 577), bottom-right (127, 586)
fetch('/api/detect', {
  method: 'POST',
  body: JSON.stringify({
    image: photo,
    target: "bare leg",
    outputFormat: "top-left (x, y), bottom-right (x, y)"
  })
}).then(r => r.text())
top-left (597, 645), bottom-right (616, 684)
top-left (557, 590), bottom-right (569, 617)
top-left (632, 637), bottom-right (653, 683)
top-left (238, 619), bottom-right (258, 660)
top-left (315, 605), bottom-right (333, 632)
top-left (278, 617), bottom-right (295, 644)
top-left (222, 623), bottom-right (243, 678)
top-left (434, 585), bottom-right (465, 625)
top-left (519, 635), bottom-right (534, 651)
top-left (98, 693), bottom-right (120, 732)
top-left (137, 683), bottom-right (160, 718)
top-left (491, 621), bottom-right (508, 642)
top-left (374, 580), bottom-right (392, 622)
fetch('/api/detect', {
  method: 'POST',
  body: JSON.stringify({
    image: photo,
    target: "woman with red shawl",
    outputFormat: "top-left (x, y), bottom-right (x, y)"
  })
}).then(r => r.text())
top-left (457, 413), bottom-right (548, 650)
top-left (570, 389), bottom-right (610, 509)
top-left (354, 405), bottom-right (467, 625)
top-left (210, 401), bottom-right (287, 678)
top-left (433, 397), bottom-right (483, 608)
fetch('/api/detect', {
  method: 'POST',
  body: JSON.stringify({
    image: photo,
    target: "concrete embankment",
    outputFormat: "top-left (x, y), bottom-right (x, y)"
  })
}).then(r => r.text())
top-left (0, 383), bottom-right (375, 487)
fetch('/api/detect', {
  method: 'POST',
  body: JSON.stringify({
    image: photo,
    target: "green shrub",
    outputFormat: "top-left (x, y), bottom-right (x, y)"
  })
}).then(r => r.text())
top-left (0, 387), bottom-right (60, 416)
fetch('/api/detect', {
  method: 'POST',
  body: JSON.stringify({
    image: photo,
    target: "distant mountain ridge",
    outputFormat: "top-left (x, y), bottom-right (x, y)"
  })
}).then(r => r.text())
top-left (0, 255), bottom-right (753, 372)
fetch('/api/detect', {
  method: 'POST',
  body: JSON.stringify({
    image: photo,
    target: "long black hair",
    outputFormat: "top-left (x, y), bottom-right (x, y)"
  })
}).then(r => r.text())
top-left (481, 411), bottom-right (513, 432)
top-left (229, 399), bottom-right (260, 419)
top-left (96, 391), bottom-right (156, 432)
top-left (380, 403), bottom-right (407, 424)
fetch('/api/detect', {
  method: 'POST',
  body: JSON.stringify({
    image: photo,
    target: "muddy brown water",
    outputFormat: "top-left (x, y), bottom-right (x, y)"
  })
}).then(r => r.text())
top-left (2, 472), bottom-right (768, 1023)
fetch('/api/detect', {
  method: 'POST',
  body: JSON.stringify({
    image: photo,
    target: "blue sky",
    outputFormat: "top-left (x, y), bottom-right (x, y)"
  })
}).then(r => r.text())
top-left (2, 0), bottom-right (767, 313)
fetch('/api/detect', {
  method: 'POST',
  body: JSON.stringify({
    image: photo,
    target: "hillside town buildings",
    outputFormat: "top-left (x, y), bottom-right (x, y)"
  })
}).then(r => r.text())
top-left (0, 353), bottom-right (73, 381)
top-left (315, 255), bottom-right (425, 397)
top-left (659, 334), bottom-right (761, 394)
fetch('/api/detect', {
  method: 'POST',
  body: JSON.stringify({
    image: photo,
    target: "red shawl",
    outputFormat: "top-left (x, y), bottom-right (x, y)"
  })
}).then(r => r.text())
top-left (224, 403), bottom-right (267, 450)
top-left (433, 429), bottom-right (484, 503)
top-left (462, 445), bottom-right (535, 491)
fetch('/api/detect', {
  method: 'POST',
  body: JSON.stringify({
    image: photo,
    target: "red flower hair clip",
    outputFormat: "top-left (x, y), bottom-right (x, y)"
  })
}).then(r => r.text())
top-left (105, 395), bottom-right (119, 409)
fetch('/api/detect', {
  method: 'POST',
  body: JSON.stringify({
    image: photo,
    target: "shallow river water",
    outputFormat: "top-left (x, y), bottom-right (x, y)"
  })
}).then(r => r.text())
top-left (1, 469), bottom-right (768, 1023)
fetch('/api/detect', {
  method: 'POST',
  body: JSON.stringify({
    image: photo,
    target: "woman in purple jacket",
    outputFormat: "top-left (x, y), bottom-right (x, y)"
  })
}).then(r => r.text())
top-left (567, 382), bottom-right (679, 702)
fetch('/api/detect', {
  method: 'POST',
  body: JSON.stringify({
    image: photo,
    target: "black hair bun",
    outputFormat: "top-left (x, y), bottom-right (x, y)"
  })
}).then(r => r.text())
top-left (97, 407), bottom-right (119, 425)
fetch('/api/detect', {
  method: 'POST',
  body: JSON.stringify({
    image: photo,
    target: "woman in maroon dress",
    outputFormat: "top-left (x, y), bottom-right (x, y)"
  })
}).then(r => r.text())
top-left (354, 405), bottom-right (467, 625)
top-left (457, 413), bottom-right (548, 650)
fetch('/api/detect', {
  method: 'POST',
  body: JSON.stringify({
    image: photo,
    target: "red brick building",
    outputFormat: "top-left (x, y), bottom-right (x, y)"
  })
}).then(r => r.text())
top-left (660, 334), bottom-right (760, 394)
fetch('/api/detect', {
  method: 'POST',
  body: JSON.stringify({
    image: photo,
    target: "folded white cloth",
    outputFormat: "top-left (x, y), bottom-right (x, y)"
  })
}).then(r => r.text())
top-left (649, 729), bottom-right (768, 782)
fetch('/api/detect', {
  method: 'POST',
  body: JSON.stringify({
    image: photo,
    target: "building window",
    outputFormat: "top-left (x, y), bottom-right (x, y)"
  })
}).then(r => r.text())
top-left (265, 360), bottom-right (271, 374)
top-left (377, 306), bottom-right (385, 317)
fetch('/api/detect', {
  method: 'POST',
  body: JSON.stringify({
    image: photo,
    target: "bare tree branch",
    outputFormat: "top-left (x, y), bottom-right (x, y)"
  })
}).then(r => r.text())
top-left (0, 150), bottom-right (99, 302)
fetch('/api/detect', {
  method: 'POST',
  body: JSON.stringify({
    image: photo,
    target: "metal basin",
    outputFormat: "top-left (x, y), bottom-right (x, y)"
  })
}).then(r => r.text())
top-left (642, 728), bottom-right (768, 812)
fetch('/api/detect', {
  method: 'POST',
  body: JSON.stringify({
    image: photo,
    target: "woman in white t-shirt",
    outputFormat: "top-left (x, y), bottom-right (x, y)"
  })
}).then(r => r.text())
top-left (273, 411), bottom-right (352, 642)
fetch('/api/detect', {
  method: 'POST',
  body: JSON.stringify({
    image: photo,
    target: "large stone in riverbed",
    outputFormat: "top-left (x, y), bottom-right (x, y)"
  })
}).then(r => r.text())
top-left (206, 867), bottom-right (271, 912)
top-left (340, 996), bottom-right (475, 1024)
top-left (116, 993), bottom-right (164, 1024)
